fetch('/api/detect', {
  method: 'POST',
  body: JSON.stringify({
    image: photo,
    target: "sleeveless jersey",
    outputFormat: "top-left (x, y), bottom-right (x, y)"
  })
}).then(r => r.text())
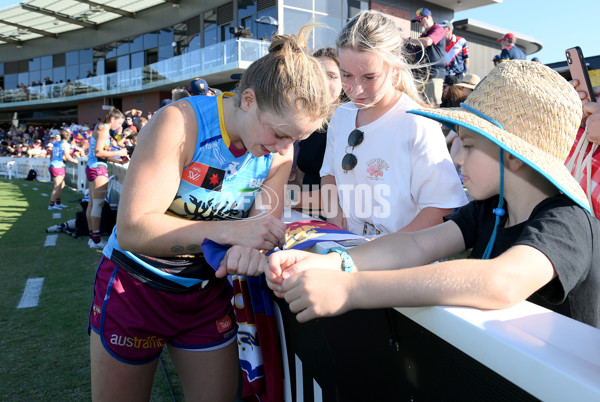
top-left (50, 140), bottom-right (66, 168)
top-left (87, 124), bottom-right (110, 168)
top-left (102, 93), bottom-right (273, 291)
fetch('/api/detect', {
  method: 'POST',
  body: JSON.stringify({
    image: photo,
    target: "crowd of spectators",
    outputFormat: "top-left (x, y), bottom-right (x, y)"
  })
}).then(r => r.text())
top-left (0, 108), bottom-right (151, 162)
top-left (0, 122), bottom-right (89, 159)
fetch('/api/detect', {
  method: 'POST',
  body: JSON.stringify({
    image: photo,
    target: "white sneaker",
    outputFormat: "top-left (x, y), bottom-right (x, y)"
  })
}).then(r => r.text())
top-left (48, 205), bottom-right (61, 210)
top-left (56, 204), bottom-right (69, 209)
top-left (89, 239), bottom-right (107, 250)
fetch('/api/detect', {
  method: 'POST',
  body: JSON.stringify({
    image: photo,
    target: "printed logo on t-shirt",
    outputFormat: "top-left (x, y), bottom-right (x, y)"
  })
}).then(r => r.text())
top-left (182, 162), bottom-right (225, 192)
top-left (365, 158), bottom-right (390, 181)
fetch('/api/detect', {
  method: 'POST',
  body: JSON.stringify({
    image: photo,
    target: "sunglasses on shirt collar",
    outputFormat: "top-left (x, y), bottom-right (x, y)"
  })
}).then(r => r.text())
top-left (341, 129), bottom-right (364, 172)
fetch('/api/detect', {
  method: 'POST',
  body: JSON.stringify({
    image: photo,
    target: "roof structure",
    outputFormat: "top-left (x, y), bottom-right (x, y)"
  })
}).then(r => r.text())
top-left (0, 0), bottom-right (177, 47)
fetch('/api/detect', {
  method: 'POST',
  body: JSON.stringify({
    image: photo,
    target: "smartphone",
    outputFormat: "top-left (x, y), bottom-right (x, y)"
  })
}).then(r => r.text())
top-left (566, 46), bottom-right (596, 103)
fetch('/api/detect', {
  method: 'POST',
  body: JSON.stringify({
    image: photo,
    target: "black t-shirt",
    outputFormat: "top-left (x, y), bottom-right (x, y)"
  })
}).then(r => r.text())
top-left (297, 130), bottom-right (326, 188)
top-left (447, 195), bottom-right (600, 328)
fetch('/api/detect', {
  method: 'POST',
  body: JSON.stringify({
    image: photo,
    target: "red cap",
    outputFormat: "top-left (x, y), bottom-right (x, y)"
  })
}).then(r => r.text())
top-left (498, 33), bottom-right (515, 42)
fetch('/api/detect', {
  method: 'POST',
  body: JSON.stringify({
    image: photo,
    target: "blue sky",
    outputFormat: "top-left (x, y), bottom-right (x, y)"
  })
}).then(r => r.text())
top-left (454, 0), bottom-right (598, 64)
top-left (0, 0), bottom-right (597, 64)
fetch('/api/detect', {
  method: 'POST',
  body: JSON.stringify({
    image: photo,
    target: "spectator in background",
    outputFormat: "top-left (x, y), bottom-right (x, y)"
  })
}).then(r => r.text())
top-left (454, 73), bottom-right (480, 97)
top-left (566, 83), bottom-right (600, 219)
top-left (440, 20), bottom-right (469, 81)
top-left (492, 54), bottom-right (501, 67)
top-left (292, 47), bottom-right (345, 217)
top-left (497, 33), bottom-right (526, 61)
top-left (172, 87), bottom-right (191, 101)
top-left (160, 98), bottom-right (173, 108)
top-left (189, 77), bottom-right (209, 96)
top-left (409, 8), bottom-right (446, 106)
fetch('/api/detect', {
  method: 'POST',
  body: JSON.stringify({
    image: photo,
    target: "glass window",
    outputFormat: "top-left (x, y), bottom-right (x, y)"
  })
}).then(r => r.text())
top-left (284, 0), bottom-right (311, 9)
top-left (79, 49), bottom-right (93, 64)
top-left (80, 64), bottom-right (93, 78)
top-left (41, 69), bottom-right (53, 82)
top-left (96, 58), bottom-right (105, 76)
top-left (131, 51), bottom-right (145, 69)
top-left (41, 56), bottom-right (52, 70)
top-left (130, 35), bottom-right (144, 53)
top-left (144, 32), bottom-right (158, 49)
top-left (66, 51), bottom-right (78, 65)
top-left (204, 28), bottom-right (217, 47)
top-left (283, 8), bottom-right (312, 35)
top-left (157, 44), bottom-right (173, 61)
top-left (117, 55), bottom-right (130, 71)
top-left (29, 57), bottom-right (41, 71)
top-left (221, 23), bottom-right (233, 41)
top-left (238, 0), bottom-right (257, 19)
top-left (255, 8), bottom-right (278, 41)
top-left (66, 65), bottom-right (79, 81)
top-left (315, 0), bottom-right (342, 16)
top-left (5, 74), bottom-right (17, 90)
top-left (29, 71), bottom-right (40, 83)
top-left (117, 42), bottom-right (130, 56)
top-left (18, 72), bottom-right (29, 86)
top-left (204, 9), bottom-right (217, 30)
top-left (158, 29), bottom-right (174, 46)
top-left (53, 67), bottom-right (65, 83)
top-left (183, 34), bottom-right (201, 53)
top-left (106, 43), bottom-right (118, 59)
top-left (313, 14), bottom-right (343, 49)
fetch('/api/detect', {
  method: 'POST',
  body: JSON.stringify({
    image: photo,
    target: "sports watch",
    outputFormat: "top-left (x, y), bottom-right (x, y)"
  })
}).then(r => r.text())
top-left (321, 247), bottom-right (355, 273)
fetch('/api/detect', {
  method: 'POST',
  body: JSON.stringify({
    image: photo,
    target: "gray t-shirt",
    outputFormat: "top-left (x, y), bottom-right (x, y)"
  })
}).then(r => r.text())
top-left (448, 194), bottom-right (600, 328)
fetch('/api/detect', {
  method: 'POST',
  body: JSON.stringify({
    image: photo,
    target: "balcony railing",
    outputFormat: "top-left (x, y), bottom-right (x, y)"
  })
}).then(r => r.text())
top-left (0, 38), bottom-right (270, 106)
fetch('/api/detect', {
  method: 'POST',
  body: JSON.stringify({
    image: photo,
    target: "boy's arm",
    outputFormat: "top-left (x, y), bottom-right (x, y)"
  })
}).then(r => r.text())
top-left (351, 220), bottom-right (465, 271)
top-left (349, 244), bottom-right (556, 311)
top-left (283, 244), bottom-right (556, 323)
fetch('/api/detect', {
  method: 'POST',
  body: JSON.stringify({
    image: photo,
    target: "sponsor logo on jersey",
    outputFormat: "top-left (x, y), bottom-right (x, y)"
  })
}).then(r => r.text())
top-left (182, 162), bottom-right (225, 191)
top-left (216, 315), bottom-right (233, 333)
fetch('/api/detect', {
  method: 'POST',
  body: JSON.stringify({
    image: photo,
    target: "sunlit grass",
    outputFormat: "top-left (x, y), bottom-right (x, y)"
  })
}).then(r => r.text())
top-left (0, 182), bottom-right (28, 238)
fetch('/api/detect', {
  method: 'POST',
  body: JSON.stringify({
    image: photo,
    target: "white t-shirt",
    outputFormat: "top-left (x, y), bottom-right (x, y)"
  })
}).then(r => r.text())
top-left (320, 93), bottom-right (468, 234)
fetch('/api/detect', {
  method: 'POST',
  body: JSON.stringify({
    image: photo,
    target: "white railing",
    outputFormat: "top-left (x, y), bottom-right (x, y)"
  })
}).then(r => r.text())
top-left (0, 38), bottom-right (270, 106)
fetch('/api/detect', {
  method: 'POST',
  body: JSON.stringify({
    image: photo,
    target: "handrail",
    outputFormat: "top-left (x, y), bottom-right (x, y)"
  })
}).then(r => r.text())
top-left (0, 38), bottom-right (270, 107)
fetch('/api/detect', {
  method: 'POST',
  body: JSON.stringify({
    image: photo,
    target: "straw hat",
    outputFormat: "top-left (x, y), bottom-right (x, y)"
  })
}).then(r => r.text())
top-left (454, 73), bottom-right (481, 89)
top-left (409, 60), bottom-right (590, 212)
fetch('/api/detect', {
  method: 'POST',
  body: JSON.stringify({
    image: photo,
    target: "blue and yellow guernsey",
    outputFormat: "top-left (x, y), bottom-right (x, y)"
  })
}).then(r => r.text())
top-left (87, 124), bottom-right (110, 168)
top-left (102, 93), bottom-right (273, 292)
top-left (49, 140), bottom-right (66, 168)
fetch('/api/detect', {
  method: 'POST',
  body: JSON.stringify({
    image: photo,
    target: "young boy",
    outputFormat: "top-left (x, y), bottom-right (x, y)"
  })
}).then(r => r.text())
top-left (267, 60), bottom-right (600, 328)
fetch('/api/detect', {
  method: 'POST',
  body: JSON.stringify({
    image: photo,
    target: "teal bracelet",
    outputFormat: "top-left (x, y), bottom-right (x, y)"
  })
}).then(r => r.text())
top-left (321, 247), bottom-right (355, 273)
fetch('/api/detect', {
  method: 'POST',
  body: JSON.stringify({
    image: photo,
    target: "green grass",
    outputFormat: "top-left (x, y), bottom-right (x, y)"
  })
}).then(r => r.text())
top-left (0, 179), bottom-right (184, 401)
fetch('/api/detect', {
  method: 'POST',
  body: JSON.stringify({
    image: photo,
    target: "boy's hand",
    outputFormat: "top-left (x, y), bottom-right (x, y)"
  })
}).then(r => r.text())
top-left (266, 250), bottom-right (343, 297)
top-left (280, 268), bottom-right (356, 323)
top-left (215, 245), bottom-right (268, 278)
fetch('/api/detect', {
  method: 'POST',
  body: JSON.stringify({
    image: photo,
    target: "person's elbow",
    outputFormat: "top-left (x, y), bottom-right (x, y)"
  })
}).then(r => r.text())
top-left (115, 214), bottom-right (142, 251)
top-left (480, 269), bottom-right (531, 310)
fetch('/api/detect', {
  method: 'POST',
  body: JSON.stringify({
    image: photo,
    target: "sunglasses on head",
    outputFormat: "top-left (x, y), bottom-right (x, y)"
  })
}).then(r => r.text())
top-left (341, 129), bottom-right (364, 172)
